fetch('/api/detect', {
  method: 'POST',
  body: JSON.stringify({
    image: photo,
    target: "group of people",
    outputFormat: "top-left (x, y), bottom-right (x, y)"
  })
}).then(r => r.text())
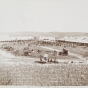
top-left (39, 51), bottom-right (57, 63)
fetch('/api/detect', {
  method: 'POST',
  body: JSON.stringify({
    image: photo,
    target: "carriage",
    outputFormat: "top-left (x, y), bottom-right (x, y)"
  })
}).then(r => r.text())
top-left (58, 48), bottom-right (68, 55)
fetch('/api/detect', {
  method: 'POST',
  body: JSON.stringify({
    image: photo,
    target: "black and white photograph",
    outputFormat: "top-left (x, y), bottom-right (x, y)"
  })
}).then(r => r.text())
top-left (0, 0), bottom-right (88, 87)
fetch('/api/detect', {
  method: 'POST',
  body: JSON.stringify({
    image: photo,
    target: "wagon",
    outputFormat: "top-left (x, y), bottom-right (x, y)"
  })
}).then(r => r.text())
top-left (58, 48), bottom-right (68, 55)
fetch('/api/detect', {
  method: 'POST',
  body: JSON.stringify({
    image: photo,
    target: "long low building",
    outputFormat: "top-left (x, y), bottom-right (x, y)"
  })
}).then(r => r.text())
top-left (56, 36), bottom-right (88, 46)
top-left (0, 35), bottom-right (34, 42)
top-left (0, 35), bottom-right (88, 46)
top-left (39, 36), bottom-right (55, 42)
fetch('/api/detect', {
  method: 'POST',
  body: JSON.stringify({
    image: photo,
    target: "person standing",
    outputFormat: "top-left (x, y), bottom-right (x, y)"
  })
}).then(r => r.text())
top-left (53, 51), bottom-right (57, 62)
top-left (48, 52), bottom-right (53, 62)
top-left (44, 52), bottom-right (48, 62)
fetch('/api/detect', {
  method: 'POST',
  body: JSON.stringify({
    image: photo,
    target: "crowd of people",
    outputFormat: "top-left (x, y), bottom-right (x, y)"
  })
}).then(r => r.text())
top-left (39, 50), bottom-right (58, 63)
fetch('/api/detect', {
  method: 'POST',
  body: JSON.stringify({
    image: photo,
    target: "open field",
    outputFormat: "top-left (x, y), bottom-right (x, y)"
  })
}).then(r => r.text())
top-left (0, 61), bottom-right (88, 86)
top-left (1, 42), bottom-right (88, 62)
top-left (0, 42), bottom-right (84, 60)
top-left (41, 45), bottom-right (88, 58)
top-left (0, 48), bottom-right (88, 86)
top-left (0, 42), bottom-right (88, 86)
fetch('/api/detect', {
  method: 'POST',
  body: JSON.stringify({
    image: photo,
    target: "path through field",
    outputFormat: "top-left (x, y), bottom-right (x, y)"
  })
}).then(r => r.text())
top-left (40, 46), bottom-right (87, 62)
top-left (0, 46), bottom-right (87, 64)
top-left (0, 49), bottom-right (39, 65)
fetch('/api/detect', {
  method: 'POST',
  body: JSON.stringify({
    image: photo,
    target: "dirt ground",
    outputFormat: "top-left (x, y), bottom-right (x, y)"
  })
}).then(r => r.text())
top-left (0, 45), bottom-right (88, 86)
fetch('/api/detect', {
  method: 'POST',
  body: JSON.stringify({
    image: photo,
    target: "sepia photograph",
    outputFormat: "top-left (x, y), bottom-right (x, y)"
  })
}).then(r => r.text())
top-left (0, 0), bottom-right (88, 87)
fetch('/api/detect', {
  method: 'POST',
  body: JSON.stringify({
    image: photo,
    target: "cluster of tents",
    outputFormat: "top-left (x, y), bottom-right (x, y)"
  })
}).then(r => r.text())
top-left (0, 35), bottom-right (88, 47)
top-left (59, 36), bottom-right (88, 45)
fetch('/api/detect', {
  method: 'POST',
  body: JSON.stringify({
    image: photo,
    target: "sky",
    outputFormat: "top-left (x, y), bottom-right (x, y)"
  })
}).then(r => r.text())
top-left (0, 0), bottom-right (88, 33)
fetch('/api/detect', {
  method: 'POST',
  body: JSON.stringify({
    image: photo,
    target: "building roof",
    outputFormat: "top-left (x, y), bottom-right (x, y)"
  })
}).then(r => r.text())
top-left (0, 36), bottom-right (34, 41)
top-left (59, 36), bottom-right (88, 43)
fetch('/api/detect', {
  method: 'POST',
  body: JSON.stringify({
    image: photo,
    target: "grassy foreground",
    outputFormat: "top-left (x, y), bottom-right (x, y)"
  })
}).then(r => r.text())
top-left (0, 62), bottom-right (88, 86)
